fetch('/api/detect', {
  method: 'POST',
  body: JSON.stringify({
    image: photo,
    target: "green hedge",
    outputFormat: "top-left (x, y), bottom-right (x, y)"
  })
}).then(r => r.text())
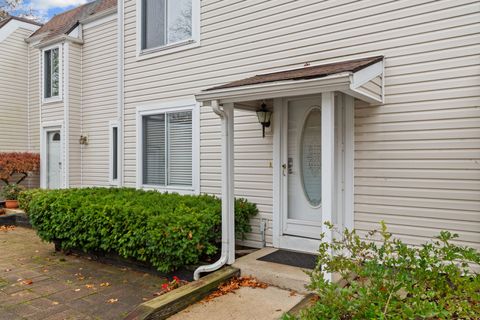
top-left (19, 188), bottom-right (258, 272)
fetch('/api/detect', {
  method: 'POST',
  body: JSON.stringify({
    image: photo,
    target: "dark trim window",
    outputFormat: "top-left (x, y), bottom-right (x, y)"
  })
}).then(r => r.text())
top-left (141, 0), bottom-right (193, 50)
top-left (112, 126), bottom-right (118, 181)
top-left (142, 110), bottom-right (193, 187)
top-left (44, 47), bottom-right (60, 99)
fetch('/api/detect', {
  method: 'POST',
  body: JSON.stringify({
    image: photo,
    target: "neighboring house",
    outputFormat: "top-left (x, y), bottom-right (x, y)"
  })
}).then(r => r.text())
top-left (2, 1), bottom-right (479, 267)
top-left (24, 0), bottom-right (118, 189)
top-left (0, 15), bottom-right (42, 189)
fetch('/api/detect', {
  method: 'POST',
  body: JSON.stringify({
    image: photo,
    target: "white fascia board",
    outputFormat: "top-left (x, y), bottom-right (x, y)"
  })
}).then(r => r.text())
top-left (81, 9), bottom-right (117, 30)
top-left (0, 19), bottom-right (40, 42)
top-left (80, 7), bottom-right (117, 26)
top-left (34, 35), bottom-right (84, 49)
top-left (195, 74), bottom-right (352, 104)
top-left (351, 60), bottom-right (383, 88)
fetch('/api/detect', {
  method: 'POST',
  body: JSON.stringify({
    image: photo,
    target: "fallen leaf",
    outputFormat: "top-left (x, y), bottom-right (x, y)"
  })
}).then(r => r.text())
top-left (52, 301), bottom-right (59, 305)
top-left (204, 276), bottom-right (268, 302)
top-left (100, 282), bottom-right (110, 287)
top-left (289, 290), bottom-right (297, 296)
top-left (22, 279), bottom-right (33, 285)
top-left (107, 298), bottom-right (118, 304)
top-left (142, 297), bottom-right (149, 301)
top-left (85, 284), bottom-right (95, 289)
top-left (74, 288), bottom-right (81, 292)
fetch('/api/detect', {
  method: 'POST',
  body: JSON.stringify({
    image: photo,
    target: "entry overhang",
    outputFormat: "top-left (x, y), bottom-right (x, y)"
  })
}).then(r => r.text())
top-left (196, 56), bottom-right (385, 105)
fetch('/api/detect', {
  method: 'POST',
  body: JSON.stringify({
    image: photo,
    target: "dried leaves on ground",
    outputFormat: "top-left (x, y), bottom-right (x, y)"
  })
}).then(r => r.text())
top-left (0, 225), bottom-right (15, 232)
top-left (204, 276), bottom-right (268, 302)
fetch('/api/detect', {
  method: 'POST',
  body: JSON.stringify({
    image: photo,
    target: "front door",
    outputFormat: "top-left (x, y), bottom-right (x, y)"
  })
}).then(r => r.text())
top-left (279, 94), bottom-right (346, 253)
top-left (284, 97), bottom-right (323, 239)
top-left (47, 130), bottom-right (62, 189)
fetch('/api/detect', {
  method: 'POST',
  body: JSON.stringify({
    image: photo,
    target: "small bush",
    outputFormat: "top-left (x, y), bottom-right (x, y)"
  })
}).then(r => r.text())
top-left (0, 152), bottom-right (40, 185)
top-left (1, 183), bottom-right (24, 200)
top-left (20, 188), bottom-right (258, 272)
top-left (288, 222), bottom-right (480, 320)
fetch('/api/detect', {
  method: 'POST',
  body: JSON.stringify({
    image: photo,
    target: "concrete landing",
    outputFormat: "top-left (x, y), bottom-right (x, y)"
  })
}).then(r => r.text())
top-left (168, 285), bottom-right (304, 320)
top-left (233, 248), bottom-right (312, 294)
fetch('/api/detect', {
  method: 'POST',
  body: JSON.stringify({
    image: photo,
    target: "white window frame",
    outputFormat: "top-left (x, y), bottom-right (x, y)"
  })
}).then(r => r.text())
top-left (136, 98), bottom-right (200, 194)
top-left (41, 44), bottom-right (63, 103)
top-left (109, 120), bottom-right (120, 186)
top-left (136, 0), bottom-right (201, 60)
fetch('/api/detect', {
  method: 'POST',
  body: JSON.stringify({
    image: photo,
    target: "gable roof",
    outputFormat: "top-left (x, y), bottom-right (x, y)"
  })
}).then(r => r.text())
top-left (205, 56), bottom-right (384, 91)
top-left (29, 0), bottom-right (116, 42)
top-left (0, 15), bottom-right (43, 29)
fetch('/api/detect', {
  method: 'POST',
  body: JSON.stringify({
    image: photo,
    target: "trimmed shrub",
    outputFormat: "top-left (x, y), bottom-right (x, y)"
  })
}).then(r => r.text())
top-left (19, 188), bottom-right (258, 272)
top-left (285, 222), bottom-right (480, 320)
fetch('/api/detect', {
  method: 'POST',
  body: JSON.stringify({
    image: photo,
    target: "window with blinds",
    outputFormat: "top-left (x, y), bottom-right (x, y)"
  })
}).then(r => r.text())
top-left (142, 110), bottom-right (193, 187)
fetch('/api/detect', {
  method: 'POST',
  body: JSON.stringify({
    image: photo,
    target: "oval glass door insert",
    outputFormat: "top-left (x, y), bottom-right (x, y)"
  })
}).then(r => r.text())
top-left (300, 108), bottom-right (322, 207)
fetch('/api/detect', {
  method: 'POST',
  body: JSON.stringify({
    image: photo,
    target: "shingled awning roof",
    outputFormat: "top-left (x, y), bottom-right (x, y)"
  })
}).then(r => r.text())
top-left (0, 15), bottom-right (43, 29)
top-left (29, 0), bottom-right (116, 43)
top-left (206, 56), bottom-right (383, 91)
top-left (196, 56), bottom-right (385, 105)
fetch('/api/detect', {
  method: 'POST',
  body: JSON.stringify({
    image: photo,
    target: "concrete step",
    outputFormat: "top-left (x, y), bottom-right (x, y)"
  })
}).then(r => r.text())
top-left (233, 248), bottom-right (312, 294)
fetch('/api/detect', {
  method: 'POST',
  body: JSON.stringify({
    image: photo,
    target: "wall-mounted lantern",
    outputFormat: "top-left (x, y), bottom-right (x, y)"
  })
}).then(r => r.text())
top-left (256, 102), bottom-right (272, 138)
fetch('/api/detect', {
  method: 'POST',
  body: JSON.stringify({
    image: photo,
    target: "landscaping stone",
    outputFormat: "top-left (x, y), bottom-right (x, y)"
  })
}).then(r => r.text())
top-left (0, 227), bottom-right (171, 319)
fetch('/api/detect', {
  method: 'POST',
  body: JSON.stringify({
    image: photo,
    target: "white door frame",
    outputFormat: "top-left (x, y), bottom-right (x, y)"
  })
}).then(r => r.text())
top-left (272, 92), bottom-right (355, 253)
top-left (40, 121), bottom-right (65, 189)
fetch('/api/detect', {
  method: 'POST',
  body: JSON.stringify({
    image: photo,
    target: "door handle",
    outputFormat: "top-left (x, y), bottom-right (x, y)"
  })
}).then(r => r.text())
top-left (282, 164), bottom-right (287, 176)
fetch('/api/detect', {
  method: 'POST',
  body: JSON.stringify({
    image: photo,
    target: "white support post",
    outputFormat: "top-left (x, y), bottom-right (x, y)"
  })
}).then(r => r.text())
top-left (223, 103), bottom-right (235, 264)
top-left (321, 92), bottom-right (335, 281)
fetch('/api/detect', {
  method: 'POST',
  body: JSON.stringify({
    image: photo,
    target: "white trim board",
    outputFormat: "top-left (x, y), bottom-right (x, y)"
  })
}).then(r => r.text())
top-left (0, 19), bottom-right (40, 42)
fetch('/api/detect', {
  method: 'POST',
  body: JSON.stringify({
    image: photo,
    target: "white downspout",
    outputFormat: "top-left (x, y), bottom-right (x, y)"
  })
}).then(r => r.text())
top-left (194, 100), bottom-right (234, 280)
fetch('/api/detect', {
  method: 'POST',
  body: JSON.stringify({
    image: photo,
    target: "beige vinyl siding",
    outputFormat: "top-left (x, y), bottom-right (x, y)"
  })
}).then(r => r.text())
top-left (28, 44), bottom-right (40, 152)
top-left (0, 28), bottom-right (31, 152)
top-left (123, 0), bottom-right (480, 248)
top-left (68, 42), bottom-right (82, 187)
top-left (81, 16), bottom-right (118, 186)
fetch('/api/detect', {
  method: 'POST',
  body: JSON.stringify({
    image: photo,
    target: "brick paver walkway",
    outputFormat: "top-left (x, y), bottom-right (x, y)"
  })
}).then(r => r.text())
top-left (0, 227), bottom-right (168, 320)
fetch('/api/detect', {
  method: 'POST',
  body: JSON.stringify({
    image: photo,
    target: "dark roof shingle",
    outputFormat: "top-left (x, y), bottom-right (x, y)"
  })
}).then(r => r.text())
top-left (205, 56), bottom-right (384, 91)
top-left (29, 0), bottom-right (116, 42)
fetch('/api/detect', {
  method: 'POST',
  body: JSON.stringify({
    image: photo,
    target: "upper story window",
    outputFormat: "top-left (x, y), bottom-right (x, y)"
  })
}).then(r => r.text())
top-left (139, 0), bottom-right (200, 55)
top-left (43, 47), bottom-right (60, 99)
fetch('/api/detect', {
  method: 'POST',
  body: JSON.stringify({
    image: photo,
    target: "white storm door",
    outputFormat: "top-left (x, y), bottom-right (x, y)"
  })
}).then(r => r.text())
top-left (47, 130), bottom-right (62, 189)
top-left (282, 96), bottom-right (323, 239)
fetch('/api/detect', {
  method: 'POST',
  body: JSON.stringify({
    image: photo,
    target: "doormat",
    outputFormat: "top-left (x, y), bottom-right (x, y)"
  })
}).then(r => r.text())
top-left (257, 250), bottom-right (317, 269)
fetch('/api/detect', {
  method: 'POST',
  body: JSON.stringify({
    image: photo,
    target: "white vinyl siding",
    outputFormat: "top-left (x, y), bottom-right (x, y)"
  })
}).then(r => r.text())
top-left (68, 42), bottom-right (82, 187)
top-left (123, 0), bottom-right (480, 249)
top-left (80, 15), bottom-right (119, 187)
top-left (0, 28), bottom-right (31, 152)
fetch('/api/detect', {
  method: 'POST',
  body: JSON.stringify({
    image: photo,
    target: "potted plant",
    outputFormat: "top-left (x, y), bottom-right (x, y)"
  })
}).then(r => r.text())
top-left (1, 184), bottom-right (24, 208)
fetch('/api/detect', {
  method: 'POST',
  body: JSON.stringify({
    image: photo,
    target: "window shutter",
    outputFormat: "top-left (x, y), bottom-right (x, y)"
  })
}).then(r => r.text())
top-left (143, 114), bottom-right (166, 185)
top-left (167, 111), bottom-right (192, 186)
